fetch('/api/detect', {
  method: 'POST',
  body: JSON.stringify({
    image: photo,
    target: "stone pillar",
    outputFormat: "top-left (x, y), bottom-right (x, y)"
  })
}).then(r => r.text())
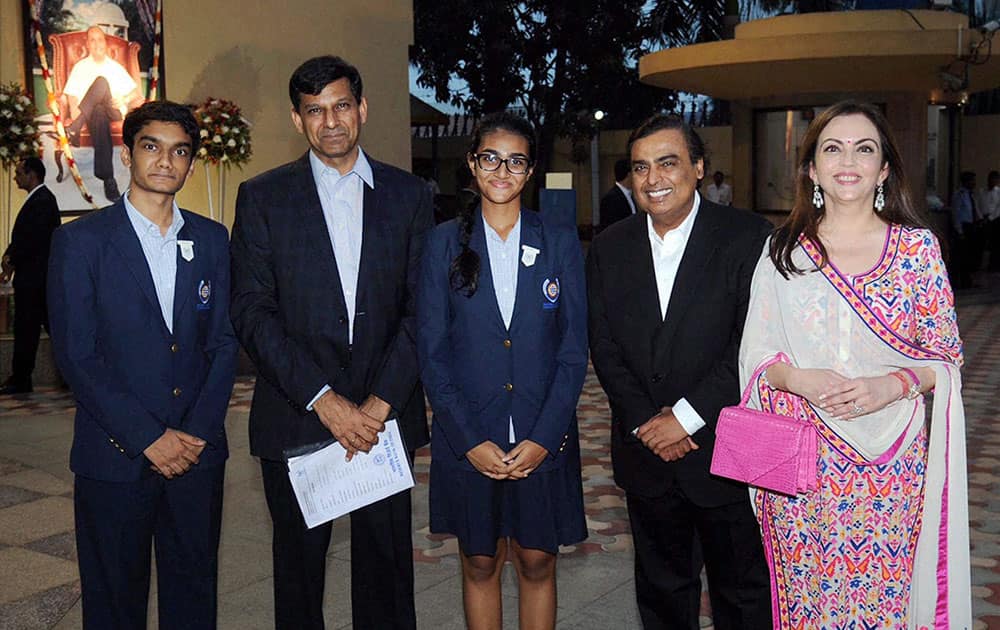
top-left (884, 93), bottom-right (929, 214)
top-left (731, 101), bottom-right (754, 211)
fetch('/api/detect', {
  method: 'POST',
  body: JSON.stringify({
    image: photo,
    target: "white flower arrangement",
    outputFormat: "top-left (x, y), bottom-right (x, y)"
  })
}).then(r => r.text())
top-left (0, 82), bottom-right (41, 169)
top-left (194, 98), bottom-right (253, 168)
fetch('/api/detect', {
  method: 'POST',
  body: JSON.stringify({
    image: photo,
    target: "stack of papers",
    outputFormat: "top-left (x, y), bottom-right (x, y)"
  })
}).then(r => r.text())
top-left (287, 419), bottom-right (415, 528)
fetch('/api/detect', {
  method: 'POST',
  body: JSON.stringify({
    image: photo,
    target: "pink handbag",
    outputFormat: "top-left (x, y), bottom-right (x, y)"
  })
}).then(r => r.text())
top-left (710, 354), bottom-right (818, 496)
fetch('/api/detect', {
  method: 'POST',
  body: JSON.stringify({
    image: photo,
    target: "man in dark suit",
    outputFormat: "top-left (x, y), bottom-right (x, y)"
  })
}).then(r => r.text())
top-left (587, 115), bottom-right (772, 629)
top-left (47, 101), bottom-right (237, 629)
top-left (1, 157), bottom-right (61, 394)
top-left (598, 157), bottom-right (636, 231)
top-left (230, 56), bottom-right (433, 630)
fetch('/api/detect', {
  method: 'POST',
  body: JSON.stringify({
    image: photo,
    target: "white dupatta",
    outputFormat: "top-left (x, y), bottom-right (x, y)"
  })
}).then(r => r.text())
top-left (739, 238), bottom-right (971, 629)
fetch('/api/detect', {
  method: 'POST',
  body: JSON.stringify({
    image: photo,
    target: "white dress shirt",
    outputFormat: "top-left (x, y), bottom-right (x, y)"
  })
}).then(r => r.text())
top-left (124, 192), bottom-right (184, 333)
top-left (705, 182), bottom-right (732, 206)
top-left (306, 148), bottom-right (374, 410)
top-left (483, 213), bottom-right (521, 443)
top-left (63, 56), bottom-right (137, 117)
top-left (646, 192), bottom-right (706, 435)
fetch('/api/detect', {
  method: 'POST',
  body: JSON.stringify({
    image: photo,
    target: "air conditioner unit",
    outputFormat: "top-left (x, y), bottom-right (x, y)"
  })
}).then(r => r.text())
top-left (930, 0), bottom-right (953, 7)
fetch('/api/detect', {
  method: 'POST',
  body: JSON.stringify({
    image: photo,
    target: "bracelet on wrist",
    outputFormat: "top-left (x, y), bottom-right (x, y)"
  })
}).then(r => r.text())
top-left (889, 372), bottom-right (909, 401)
top-left (893, 369), bottom-right (922, 400)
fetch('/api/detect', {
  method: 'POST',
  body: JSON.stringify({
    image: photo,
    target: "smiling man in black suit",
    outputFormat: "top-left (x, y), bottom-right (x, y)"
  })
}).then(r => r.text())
top-left (230, 55), bottom-right (433, 630)
top-left (586, 115), bottom-right (772, 629)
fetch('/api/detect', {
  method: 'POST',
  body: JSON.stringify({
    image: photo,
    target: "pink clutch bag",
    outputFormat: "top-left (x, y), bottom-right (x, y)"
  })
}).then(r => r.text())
top-left (710, 354), bottom-right (818, 496)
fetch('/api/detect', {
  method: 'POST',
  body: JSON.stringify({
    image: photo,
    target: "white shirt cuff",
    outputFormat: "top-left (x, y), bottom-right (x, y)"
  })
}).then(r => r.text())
top-left (307, 385), bottom-right (332, 411)
top-left (672, 397), bottom-right (706, 435)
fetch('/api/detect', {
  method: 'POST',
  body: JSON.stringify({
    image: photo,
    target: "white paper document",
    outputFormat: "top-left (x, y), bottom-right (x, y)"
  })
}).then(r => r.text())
top-left (287, 419), bottom-right (414, 529)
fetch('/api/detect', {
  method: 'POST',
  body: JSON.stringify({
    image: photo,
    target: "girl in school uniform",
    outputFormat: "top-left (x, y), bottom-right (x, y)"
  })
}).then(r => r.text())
top-left (416, 112), bottom-right (588, 630)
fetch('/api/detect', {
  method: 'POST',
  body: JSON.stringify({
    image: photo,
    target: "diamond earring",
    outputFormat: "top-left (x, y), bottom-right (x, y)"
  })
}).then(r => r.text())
top-left (812, 183), bottom-right (824, 208)
top-left (874, 183), bottom-right (885, 212)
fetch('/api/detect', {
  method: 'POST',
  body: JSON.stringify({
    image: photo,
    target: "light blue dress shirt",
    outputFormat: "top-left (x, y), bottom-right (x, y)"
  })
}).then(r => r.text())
top-left (483, 213), bottom-right (521, 443)
top-left (123, 192), bottom-right (184, 333)
top-left (310, 148), bottom-right (373, 345)
top-left (306, 148), bottom-right (374, 410)
top-left (483, 213), bottom-right (521, 329)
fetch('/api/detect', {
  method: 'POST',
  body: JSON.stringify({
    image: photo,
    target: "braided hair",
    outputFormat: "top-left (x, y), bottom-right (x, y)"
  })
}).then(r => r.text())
top-left (449, 112), bottom-right (537, 296)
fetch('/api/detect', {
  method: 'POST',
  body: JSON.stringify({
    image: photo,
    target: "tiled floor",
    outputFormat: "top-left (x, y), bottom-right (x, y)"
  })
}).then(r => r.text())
top-left (1, 286), bottom-right (999, 629)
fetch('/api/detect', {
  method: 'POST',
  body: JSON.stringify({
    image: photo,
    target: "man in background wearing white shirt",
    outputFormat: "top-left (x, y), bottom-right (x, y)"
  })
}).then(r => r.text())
top-left (705, 170), bottom-right (732, 206)
top-left (587, 115), bottom-right (771, 629)
top-left (63, 26), bottom-right (144, 202)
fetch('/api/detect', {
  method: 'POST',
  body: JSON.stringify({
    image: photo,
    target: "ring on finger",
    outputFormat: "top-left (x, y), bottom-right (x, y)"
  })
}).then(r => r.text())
top-left (853, 403), bottom-right (864, 415)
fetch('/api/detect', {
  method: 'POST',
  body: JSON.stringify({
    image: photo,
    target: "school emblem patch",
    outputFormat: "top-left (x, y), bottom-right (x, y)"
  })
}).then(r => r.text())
top-left (542, 278), bottom-right (560, 309)
top-left (197, 280), bottom-right (212, 310)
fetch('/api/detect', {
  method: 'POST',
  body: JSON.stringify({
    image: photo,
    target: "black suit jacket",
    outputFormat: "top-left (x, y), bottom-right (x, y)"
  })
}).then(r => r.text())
top-left (599, 185), bottom-right (632, 230)
top-left (231, 153), bottom-right (434, 460)
top-left (587, 200), bottom-right (771, 506)
top-left (6, 185), bottom-right (60, 291)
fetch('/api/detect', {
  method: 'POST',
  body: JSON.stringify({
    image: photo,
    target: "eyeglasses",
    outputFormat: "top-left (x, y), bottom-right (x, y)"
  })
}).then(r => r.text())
top-left (472, 153), bottom-right (532, 175)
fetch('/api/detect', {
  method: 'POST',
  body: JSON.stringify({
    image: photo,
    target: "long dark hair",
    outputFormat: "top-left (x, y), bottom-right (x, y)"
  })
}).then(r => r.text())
top-left (449, 112), bottom-right (536, 296)
top-left (769, 101), bottom-right (928, 278)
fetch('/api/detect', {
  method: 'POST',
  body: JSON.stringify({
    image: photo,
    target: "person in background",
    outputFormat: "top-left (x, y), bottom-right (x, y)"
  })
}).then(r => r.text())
top-left (0, 157), bottom-right (61, 395)
top-left (704, 170), bottom-right (732, 206)
top-left (981, 170), bottom-right (1000, 271)
top-left (951, 170), bottom-right (981, 288)
top-left (598, 158), bottom-right (636, 230)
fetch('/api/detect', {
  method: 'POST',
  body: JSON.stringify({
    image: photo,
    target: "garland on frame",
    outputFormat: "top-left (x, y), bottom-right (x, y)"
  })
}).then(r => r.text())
top-left (28, 0), bottom-right (96, 208)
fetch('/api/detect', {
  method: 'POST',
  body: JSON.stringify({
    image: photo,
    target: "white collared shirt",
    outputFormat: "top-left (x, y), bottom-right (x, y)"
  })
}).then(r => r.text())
top-left (646, 192), bottom-right (705, 435)
top-left (483, 213), bottom-right (521, 330)
top-left (616, 181), bottom-right (637, 214)
top-left (306, 148), bottom-right (374, 411)
top-left (705, 182), bottom-right (732, 206)
top-left (123, 192), bottom-right (184, 333)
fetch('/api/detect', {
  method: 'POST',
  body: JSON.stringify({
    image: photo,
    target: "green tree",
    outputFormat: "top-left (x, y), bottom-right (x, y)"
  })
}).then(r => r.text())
top-left (411, 0), bottom-right (673, 178)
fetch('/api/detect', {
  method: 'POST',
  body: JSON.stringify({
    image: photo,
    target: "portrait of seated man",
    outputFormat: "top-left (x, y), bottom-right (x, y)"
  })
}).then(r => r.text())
top-left (61, 25), bottom-right (145, 201)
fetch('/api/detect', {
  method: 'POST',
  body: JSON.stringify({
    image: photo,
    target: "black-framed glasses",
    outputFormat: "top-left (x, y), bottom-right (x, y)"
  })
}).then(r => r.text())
top-left (472, 153), bottom-right (532, 175)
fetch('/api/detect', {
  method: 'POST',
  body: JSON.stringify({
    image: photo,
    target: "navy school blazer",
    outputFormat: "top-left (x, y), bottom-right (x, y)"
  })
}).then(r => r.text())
top-left (416, 208), bottom-right (587, 473)
top-left (47, 201), bottom-right (238, 482)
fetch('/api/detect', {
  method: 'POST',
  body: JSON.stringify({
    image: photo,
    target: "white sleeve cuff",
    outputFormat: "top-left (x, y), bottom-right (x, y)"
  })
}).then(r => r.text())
top-left (307, 385), bottom-right (332, 411)
top-left (672, 397), bottom-right (706, 435)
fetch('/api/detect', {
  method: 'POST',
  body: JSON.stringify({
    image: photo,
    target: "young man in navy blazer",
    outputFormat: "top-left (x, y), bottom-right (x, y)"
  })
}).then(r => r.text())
top-left (230, 56), bottom-right (433, 629)
top-left (47, 100), bottom-right (237, 629)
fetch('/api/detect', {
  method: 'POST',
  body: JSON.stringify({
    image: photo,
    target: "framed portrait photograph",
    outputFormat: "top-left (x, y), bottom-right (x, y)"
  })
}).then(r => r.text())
top-left (22, 0), bottom-right (164, 214)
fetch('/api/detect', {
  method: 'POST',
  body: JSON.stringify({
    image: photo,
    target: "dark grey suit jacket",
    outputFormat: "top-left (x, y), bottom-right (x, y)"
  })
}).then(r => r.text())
top-left (231, 152), bottom-right (434, 460)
